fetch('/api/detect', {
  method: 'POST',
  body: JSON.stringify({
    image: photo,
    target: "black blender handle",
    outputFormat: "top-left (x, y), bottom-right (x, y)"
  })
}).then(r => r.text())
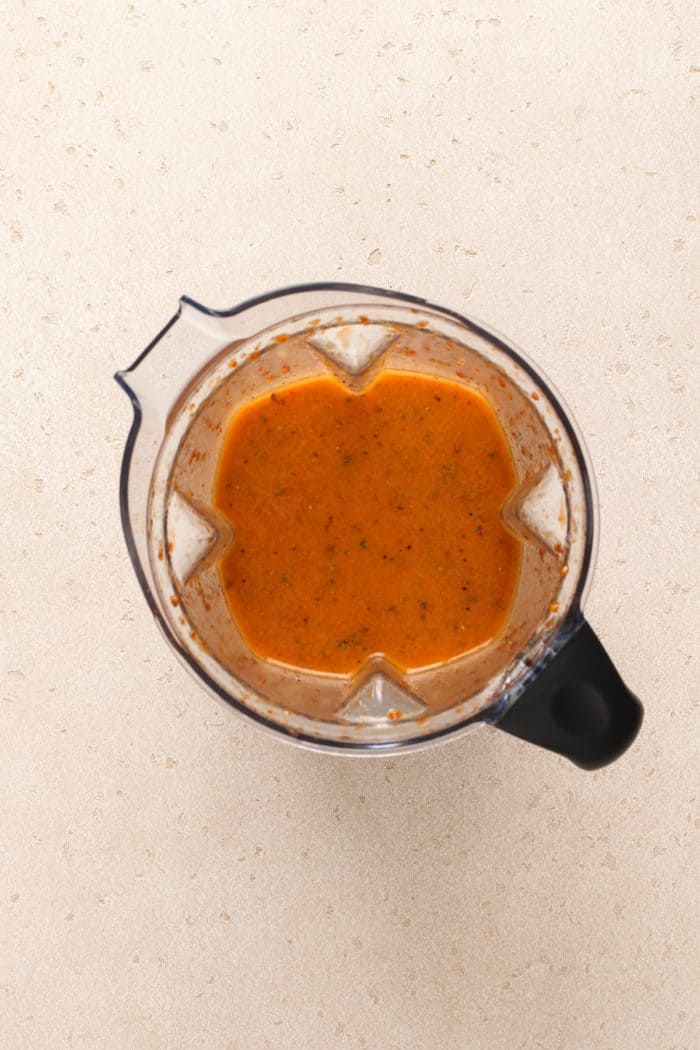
top-left (496, 620), bottom-right (643, 769)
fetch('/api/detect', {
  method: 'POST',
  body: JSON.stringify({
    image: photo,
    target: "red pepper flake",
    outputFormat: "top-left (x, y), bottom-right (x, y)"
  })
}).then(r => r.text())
top-left (549, 602), bottom-right (559, 613)
top-left (281, 363), bottom-right (291, 374)
top-left (157, 544), bottom-right (164, 561)
top-left (531, 392), bottom-right (540, 400)
top-left (358, 315), bottom-right (369, 324)
top-left (387, 708), bottom-right (402, 721)
top-left (170, 595), bottom-right (179, 607)
top-left (415, 320), bottom-right (429, 329)
top-left (273, 333), bottom-right (289, 343)
top-left (227, 358), bottom-right (238, 369)
top-left (456, 371), bottom-right (466, 379)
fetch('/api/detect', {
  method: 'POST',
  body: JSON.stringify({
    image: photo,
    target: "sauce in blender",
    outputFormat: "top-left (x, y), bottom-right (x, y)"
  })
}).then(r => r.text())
top-left (214, 371), bottom-right (520, 673)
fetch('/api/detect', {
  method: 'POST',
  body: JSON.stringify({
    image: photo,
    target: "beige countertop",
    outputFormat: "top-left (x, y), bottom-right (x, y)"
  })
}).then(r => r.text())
top-left (3, 2), bottom-right (698, 1048)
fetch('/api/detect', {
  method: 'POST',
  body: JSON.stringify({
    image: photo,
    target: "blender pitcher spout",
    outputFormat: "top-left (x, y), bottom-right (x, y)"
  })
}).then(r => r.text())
top-left (114, 299), bottom-right (239, 413)
top-left (114, 299), bottom-right (242, 626)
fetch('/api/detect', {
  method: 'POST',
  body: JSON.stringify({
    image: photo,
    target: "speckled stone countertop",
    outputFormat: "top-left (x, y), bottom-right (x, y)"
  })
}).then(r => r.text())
top-left (3, 3), bottom-right (698, 1048)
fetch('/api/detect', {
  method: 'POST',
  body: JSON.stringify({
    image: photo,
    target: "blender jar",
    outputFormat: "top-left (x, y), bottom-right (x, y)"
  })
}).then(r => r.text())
top-left (116, 283), bottom-right (642, 767)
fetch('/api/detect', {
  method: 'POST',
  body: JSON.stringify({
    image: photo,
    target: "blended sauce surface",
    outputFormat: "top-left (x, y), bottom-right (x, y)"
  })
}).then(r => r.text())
top-left (214, 372), bottom-right (520, 673)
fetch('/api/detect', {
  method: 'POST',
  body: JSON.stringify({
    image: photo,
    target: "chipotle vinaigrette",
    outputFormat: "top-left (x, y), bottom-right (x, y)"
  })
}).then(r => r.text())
top-left (214, 371), bottom-right (520, 674)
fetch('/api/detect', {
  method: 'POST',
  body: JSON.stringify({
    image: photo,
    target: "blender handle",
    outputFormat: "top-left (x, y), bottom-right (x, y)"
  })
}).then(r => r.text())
top-left (495, 621), bottom-right (643, 769)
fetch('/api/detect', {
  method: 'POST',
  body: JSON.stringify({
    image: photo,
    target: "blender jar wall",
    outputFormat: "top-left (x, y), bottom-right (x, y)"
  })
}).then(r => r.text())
top-left (131, 292), bottom-right (592, 748)
top-left (117, 283), bottom-right (640, 763)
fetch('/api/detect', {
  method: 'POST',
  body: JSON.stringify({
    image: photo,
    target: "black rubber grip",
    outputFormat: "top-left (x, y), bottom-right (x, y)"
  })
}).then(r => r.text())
top-left (496, 620), bottom-right (643, 769)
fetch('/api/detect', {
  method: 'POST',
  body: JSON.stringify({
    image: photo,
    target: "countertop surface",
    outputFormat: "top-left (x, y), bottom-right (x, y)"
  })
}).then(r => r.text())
top-left (3, 2), bottom-right (698, 1048)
